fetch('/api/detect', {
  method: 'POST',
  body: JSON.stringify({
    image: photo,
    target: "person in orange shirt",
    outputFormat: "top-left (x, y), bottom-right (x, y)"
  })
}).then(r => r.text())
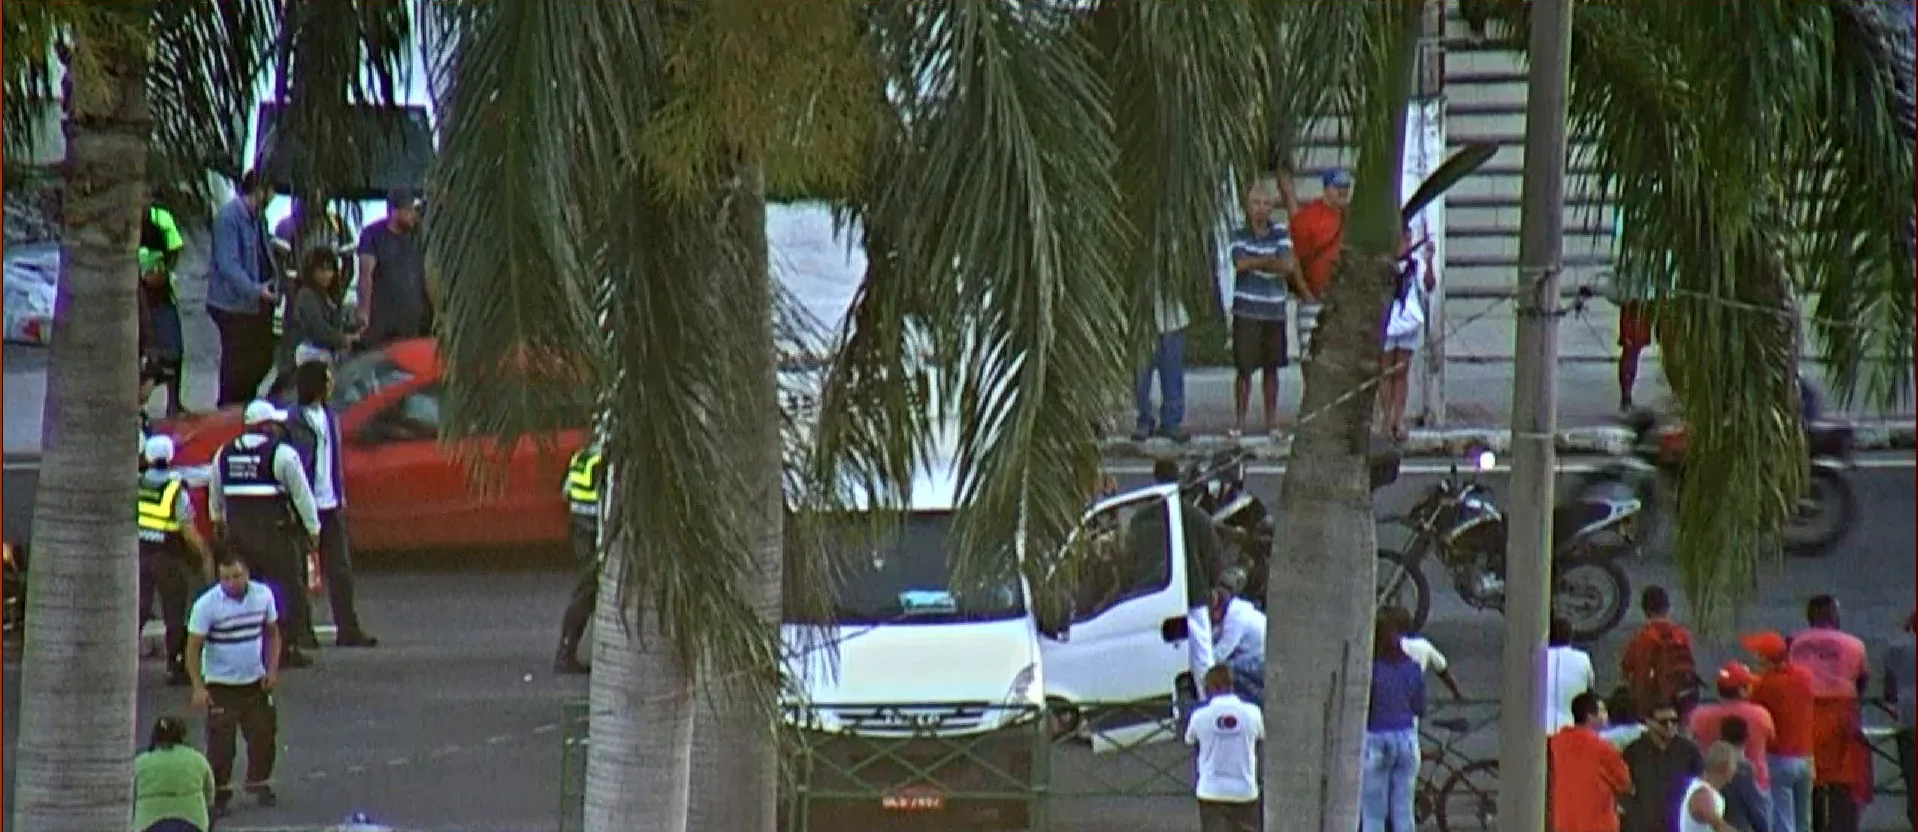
top-left (1689, 661), bottom-right (1777, 790)
top-left (1287, 169), bottom-right (1349, 357)
top-left (1788, 596), bottom-right (1870, 832)
top-left (1619, 585), bottom-right (1702, 721)
top-left (1550, 692), bottom-right (1633, 832)
top-left (1745, 630), bottom-right (1818, 832)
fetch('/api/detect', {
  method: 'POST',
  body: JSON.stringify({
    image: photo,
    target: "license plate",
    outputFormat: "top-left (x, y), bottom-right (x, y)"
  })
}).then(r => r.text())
top-left (881, 784), bottom-right (945, 811)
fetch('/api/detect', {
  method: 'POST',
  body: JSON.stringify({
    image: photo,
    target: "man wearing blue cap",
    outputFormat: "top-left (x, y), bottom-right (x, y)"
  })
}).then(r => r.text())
top-left (1291, 168), bottom-right (1354, 357)
top-left (1227, 179), bottom-right (1307, 438)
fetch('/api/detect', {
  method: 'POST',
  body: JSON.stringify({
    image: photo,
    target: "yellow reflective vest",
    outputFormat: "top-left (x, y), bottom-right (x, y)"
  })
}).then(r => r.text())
top-left (566, 449), bottom-right (603, 516)
top-left (137, 476), bottom-right (186, 547)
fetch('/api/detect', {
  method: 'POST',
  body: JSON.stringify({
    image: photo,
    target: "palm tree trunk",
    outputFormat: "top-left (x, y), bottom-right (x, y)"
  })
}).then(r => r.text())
top-left (9, 28), bottom-right (152, 832)
top-left (585, 518), bottom-right (696, 832)
top-left (1263, 4), bottom-right (1424, 828)
top-left (688, 168), bottom-right (784, 832)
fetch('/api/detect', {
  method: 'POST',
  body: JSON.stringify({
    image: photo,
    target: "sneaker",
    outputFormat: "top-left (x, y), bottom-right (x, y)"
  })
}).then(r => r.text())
top-left (212, 790), bottom-right (234, 818)
top-left (1157, 427), bottom-right (1189, 444)
top-left (1129, 425), bottom-right (1154, 442)
top-left (335, 631), bottom-right (380, 648)
top-left (1619, 395), bottom-right (1635, 412)
top-left (293, 631), bottom-right (321, 650)
top-left (280, 650), bottom-right (314, 669)
top-left (245, 783), bottom-right (278, 807)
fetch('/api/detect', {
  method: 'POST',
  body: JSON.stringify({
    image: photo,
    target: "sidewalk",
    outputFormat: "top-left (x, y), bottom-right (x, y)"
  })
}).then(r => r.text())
top-left (1104, 355), bottom-right (1918, 459)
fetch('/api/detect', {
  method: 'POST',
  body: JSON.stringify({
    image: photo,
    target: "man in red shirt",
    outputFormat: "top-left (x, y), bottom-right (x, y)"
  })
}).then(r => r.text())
top-left (1287, 169), bottom-right (1349, 357)
top-left (1619, 585), bottom-right (1701, 720)
top-left (1690, 661), bottom-right (1777, 790)
top-left (1790, 595), bottom-right (1870, 832)
top-left (1550, 692), bottom-right (1632, 832)
top-left (1746, 630), bottom-right (1817, 832)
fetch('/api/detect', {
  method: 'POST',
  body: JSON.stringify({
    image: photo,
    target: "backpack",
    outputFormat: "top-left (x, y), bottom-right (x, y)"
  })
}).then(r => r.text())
top-left (1628, 621), bottom-right (1700, 711)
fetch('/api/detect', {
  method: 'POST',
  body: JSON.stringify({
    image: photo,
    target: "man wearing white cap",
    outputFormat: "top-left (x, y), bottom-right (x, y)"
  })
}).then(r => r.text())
top-left (210, 400), bottom-right (321, 668)
top-left (137, 434), bottom-right (213, 685)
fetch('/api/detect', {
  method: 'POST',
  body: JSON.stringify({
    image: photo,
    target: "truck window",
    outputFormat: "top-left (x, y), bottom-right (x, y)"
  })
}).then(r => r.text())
top-left (817, 511), bottom-right (1024, 626)
top-left (1072, 498), bottom-right (1173, 622)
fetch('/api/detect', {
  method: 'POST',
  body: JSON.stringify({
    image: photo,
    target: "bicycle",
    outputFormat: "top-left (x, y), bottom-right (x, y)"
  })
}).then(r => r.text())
top-left (1414, 717), bottom-right (1499, 832)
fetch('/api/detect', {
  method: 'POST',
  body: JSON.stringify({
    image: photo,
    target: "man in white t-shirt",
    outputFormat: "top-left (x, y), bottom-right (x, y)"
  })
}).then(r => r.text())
top-left (185, 552), bottom-right (284, 818)
top-left (1185, 665), bottom-right (1265, 832)
top-left (1546, 614), bottom-right (1597, 734)
top-left (1211, 589), bottom-right (1268, 705)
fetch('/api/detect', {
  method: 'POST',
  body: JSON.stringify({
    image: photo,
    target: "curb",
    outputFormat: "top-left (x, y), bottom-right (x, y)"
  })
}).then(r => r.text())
top-left (1099, 419), bottom-right (1918, 460)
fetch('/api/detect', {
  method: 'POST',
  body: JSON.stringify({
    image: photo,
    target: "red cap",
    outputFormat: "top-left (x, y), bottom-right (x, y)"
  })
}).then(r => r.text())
top-left (1742, 631), bottom-right (1789, 662)
top-left (1717, 661), bottom-right (1757, 691)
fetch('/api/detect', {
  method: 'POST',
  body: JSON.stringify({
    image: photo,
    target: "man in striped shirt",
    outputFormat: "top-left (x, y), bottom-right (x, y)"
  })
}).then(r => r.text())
top-left (186, 551), bottom-right (283, 817)
top-left (1228, 179), bottom-right (1307, 438)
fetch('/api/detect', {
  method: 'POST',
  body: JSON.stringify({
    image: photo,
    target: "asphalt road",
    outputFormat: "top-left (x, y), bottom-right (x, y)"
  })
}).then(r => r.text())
top-left (3, 460), bottom-right (1913, 831)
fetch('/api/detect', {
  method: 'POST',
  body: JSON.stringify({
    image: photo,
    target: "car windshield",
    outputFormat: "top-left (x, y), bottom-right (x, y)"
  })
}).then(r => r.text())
top-left (806, 512), bottom-right (1025, 626)
top-left (331, 352), bottom-right (414, 411)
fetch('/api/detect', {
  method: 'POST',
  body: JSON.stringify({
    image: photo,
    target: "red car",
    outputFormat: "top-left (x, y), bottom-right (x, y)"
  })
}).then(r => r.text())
top-left (159, 339), bottom-right (587, 553)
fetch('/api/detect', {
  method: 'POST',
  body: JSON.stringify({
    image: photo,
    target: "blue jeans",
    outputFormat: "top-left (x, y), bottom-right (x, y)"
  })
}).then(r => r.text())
top-left (1134, 329), bottom-right (1187, 434)
top-left (1360, 728), bottom-right (1419, 832)
top-left (1768, 753), bottom-right (1814, 832)
top-left (1227, 652), bottom-right (1264, 708)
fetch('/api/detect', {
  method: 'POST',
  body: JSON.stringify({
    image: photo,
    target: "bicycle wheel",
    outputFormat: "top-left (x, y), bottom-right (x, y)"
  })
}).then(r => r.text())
top-left (1435, 759), bottom-right (1498, 832)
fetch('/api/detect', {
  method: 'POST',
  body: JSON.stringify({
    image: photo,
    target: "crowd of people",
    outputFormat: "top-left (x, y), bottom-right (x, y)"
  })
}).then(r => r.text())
top-left (1131, 167), bottom-right (1436, 446)
top-left (1546, 588), bottom-right (1915, 832)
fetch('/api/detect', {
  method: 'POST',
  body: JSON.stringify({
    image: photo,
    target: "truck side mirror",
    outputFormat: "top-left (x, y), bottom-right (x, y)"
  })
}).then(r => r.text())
top-left (1160, 615), bottom-right (1189, 643)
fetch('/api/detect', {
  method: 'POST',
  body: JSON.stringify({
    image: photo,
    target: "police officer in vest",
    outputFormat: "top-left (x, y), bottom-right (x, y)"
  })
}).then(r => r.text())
top-left (137, 435), bottom-right (214, 685)
top-left (210, 400), bottom-right (322, 669)
top-left (554, 439), bottom-right (604, 675)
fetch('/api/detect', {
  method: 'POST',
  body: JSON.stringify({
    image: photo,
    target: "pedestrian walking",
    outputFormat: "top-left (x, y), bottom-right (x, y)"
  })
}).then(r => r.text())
top-left (185, 552), bottom-right (283, 818)
top-left (1360, 612), bottom-right (1424, 832)
top-left (1882, 611), bottom-right (1916, 830)
top-left (1679, 743), bottom-right (1744, 832)
top-left (1184, 664), bottom-right (1263, 832)
top-left (554, 440), bottom-right (604, 675)
top-left (1287, 168), bottom-right (1350, 357)
top-left (139, 204), bottom-right (188, 417)
top-left (1717, 717), bottom-right (1773, 832)
top-left (1622, 699), bottom-right (1704, 832)
top-left (1550, 691), bottom-right (1633, 832)
top-left (209, 400), bottom-right (319, 669)
top-left (1788, 596), bottom-right (1870, 832)
top-left (1132, 294), bottom-right (1190, 443)
top-left (274, 250), bottom-right (357, 390)
top-left (1691, 662), bottom-right (1777, 792)
top-left (1608, 212), bottom-right (1676, 412)
top-left (1226, 178), bottom-right (1307, 438)
top-left (1622, 586), bottom-right (1703, 722)
top-left (354, 188), bottom-right (431, 349)
top-left (137, 435), bottom-right (214, 686)
top-left (208, 171), bottom-right (281, 407)
top-left (284, 361), bottom-right (376, 647)
top-left (1744, 630), bottom-right (1818, 832)
top-left (133, 715), bottom-right (216, 832)
top-left (1550, 614), bottom-right (1600, 733)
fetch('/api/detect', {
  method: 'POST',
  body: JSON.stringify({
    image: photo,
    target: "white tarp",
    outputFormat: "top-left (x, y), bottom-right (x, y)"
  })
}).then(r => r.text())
top-left (4, 243), bottom-right (59, 345)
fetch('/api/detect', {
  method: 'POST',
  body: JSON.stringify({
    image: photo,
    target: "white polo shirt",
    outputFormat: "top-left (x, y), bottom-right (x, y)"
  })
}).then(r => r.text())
top-left (1184, 693), bottom-right (1264, 802)
top-left (187, 581), bottom-right (278, 685)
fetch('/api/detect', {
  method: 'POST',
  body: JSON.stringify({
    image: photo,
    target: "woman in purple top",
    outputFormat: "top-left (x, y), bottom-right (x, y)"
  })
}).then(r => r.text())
top-left (1361, 613), bottom-right (1427, 832)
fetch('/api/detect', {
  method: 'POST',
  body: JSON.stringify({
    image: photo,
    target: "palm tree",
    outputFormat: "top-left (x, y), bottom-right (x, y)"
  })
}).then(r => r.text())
top-left (3, 2), bottom-right (415, 828)
top-left (424, 2), bottom-right (1266, 829)
top-left (1260, 0), bottom-right (1912, 826)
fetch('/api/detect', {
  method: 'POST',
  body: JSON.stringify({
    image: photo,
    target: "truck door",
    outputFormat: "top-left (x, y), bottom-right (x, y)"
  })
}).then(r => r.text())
top-left (1039, 487), bottom-right (1191, 750)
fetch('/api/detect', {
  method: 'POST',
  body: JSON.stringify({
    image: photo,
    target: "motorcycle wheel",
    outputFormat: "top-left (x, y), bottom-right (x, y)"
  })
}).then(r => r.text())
top-left (1376, 549), bottom-right (1432, 634)
top-left (1783, 467), bottom-right (1858, 558)
top-left (1552, 554), bottom-right (1630, 642)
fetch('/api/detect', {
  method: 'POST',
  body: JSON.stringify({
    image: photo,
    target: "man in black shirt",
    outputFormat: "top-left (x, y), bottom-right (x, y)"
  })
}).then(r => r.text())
top-left (1621, 700), bottom-right (1704, 832)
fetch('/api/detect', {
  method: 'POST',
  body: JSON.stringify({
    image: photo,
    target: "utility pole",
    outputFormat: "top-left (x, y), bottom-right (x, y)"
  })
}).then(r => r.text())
top-left (1498, 0), bottom-right (1573, 829)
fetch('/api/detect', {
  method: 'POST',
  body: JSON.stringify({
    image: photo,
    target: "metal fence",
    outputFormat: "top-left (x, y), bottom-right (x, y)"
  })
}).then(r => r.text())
top-left (556, 696), bottom-right (1907, 832)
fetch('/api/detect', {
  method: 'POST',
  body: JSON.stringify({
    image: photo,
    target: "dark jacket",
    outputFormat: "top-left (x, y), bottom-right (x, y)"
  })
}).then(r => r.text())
top-left (276, 285), bottom-right (354, 381)
top-left (1620, 734), bottom-right (1703, 832)
top-left (1723, 759), bottom-right (1771, 832)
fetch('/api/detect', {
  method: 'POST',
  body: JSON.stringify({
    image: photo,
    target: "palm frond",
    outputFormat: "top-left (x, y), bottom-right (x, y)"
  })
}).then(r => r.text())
top-left (142, 0), bottom-right (276, 216)
top-left (1090, 0), bottom-right (1270, 360)
top-left (818, 0), bottom-right (1128, 594)
top-left (1252, 0), bottom-right (1376, 174)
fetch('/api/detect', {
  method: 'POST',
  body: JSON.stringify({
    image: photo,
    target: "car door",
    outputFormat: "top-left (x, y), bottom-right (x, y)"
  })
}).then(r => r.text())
top-left (1039, 486), bottom-right (1191, 748)
top-left (341, 383), bottom-right (472, 550)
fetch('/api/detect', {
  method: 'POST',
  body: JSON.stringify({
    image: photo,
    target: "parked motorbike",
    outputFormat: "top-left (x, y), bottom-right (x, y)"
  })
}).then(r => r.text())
top-left (1178, 450), bottom-right (1274, 607)
top-left (1572, 410), bottom-right (1859, 558)
top-left (1375, 450), bottom-right (1636, 642)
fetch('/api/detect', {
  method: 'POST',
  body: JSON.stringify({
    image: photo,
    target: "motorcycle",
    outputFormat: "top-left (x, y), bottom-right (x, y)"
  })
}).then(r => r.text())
top-left (1375, 449), bottom-right (1636, 642)
top-left (1573, 410), bottom-right (1859, 558)
top-left (1178, 449), bottom-right (1274, 607)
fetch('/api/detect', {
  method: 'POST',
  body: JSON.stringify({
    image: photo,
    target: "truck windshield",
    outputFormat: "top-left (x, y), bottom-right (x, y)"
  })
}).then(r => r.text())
top-left (819, 511), bottom-right (1025, 625)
